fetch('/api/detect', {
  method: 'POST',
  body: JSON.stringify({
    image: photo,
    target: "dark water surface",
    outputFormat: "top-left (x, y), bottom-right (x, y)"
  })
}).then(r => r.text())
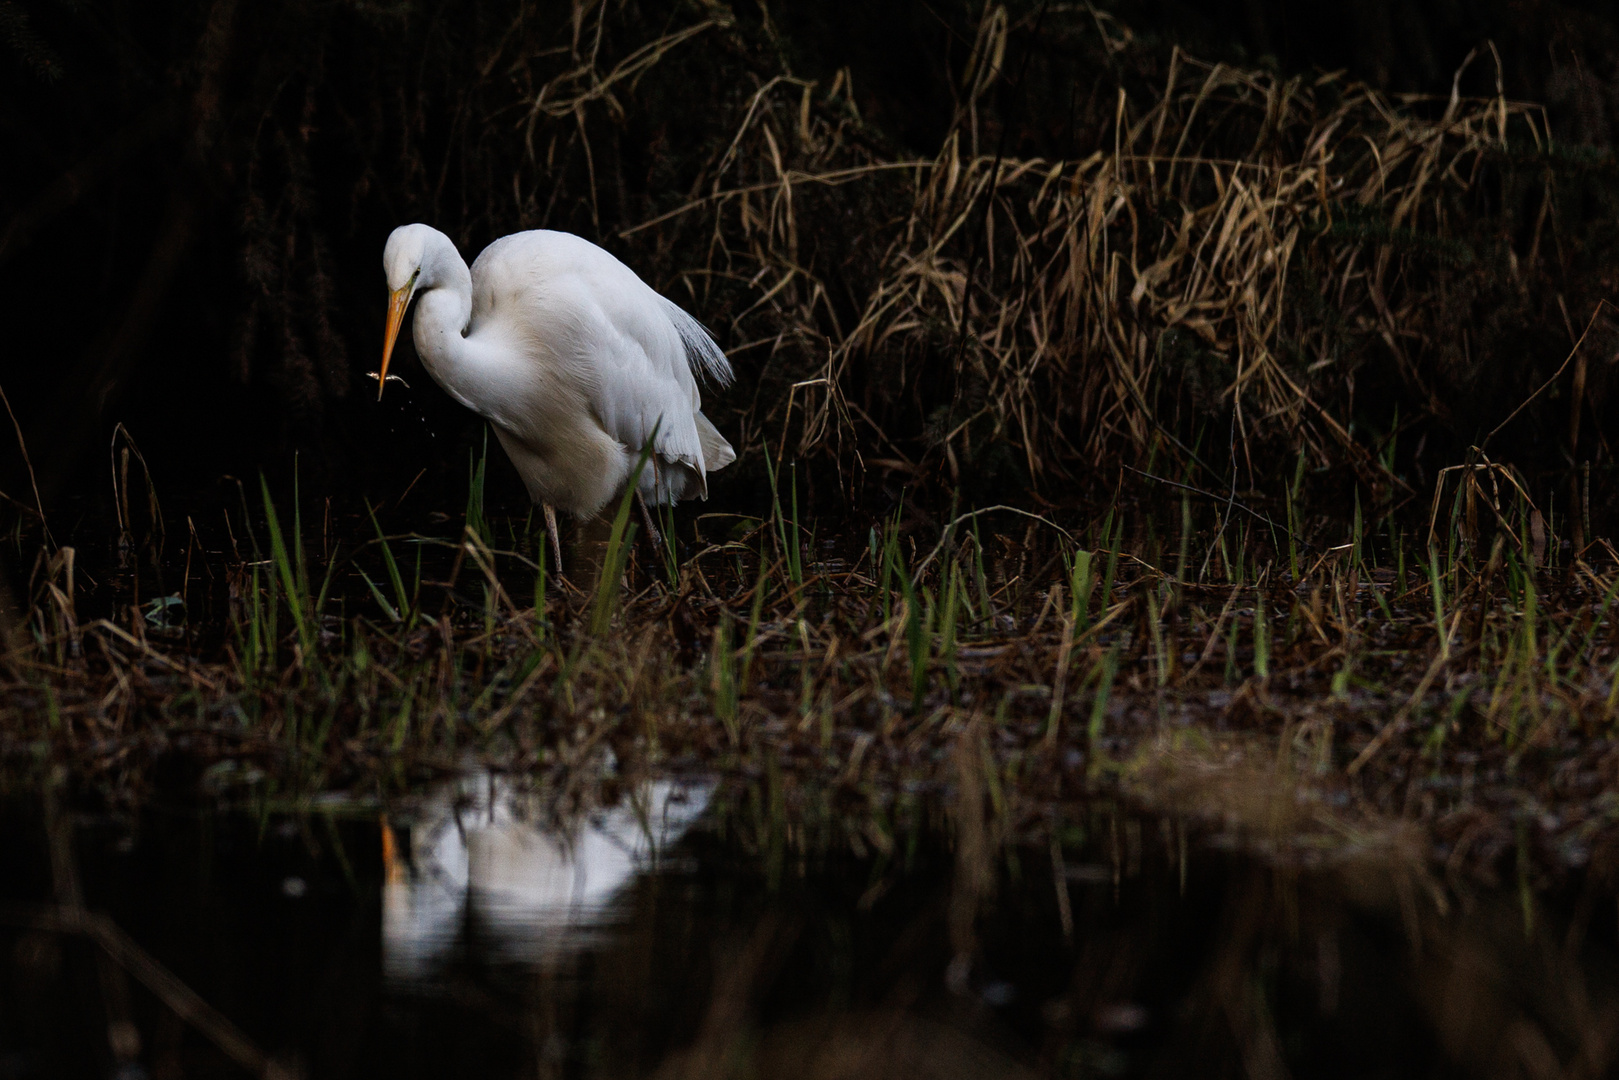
top-left (3, 777), bottom-right (1617, 1080)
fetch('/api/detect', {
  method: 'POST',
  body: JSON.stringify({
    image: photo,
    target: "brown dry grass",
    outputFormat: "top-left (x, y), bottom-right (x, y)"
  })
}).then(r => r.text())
top-left (582, 10), bottom-right (1549, 495)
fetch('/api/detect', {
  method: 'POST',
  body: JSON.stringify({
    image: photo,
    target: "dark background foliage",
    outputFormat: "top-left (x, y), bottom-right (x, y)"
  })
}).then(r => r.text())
top-left (4, 0), bottom-right (1619, 520)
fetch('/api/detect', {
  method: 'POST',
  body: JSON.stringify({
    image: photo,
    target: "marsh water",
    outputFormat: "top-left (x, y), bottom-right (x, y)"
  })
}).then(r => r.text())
top-left (3, 775), bottom-right (1617, 1080)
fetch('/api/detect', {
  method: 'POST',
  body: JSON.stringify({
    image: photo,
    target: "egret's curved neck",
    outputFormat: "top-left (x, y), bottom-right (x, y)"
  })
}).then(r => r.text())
top-left (410, 237), bottom-right (474, 380)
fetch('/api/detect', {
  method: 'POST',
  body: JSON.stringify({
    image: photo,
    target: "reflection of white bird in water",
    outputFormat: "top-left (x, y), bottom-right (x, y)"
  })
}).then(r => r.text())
top-left (378, 224), bottom-right (736, 570)
top-left (381, 775), bottom-right (712, 979)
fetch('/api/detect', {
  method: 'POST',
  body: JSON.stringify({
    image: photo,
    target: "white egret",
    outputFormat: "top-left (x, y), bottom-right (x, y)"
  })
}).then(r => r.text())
top-left (378, 224), bottom-right (735, 569)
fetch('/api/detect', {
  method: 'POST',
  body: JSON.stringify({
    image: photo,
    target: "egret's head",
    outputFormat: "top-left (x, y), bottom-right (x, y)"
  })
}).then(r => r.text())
top-left (384, 224), bottom-right (435, 293)
top-left (378, 224), bottom-right (437, 400)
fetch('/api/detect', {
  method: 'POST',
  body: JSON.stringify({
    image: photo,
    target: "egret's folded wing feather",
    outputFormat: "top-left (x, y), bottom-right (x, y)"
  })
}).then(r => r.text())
top-left (468, 229), bottom-right (729, 502)
top-left (583, 288), bottom-right (707, 468)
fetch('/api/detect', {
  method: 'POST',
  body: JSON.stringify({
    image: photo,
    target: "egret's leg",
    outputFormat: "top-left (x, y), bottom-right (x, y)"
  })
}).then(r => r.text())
top-left (543, 504), bottom-right (564, 577)
top-left (636, 492), bottom-right (664, 553)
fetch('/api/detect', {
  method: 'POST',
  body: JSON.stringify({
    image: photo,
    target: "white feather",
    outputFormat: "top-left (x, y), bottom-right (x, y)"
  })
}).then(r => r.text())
top-left (658, 295), bottom-right (734, 387)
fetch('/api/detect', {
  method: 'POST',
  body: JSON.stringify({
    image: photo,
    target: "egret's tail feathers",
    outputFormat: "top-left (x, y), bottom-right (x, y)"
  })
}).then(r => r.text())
top-left (660, 297), bottom-right (733, 387)
top-left (643, 458), bottom-right (706, 505)
top-left (634, 413), bottom-right (731, 508)
top-left (695, 411), bottom-right (736, 474)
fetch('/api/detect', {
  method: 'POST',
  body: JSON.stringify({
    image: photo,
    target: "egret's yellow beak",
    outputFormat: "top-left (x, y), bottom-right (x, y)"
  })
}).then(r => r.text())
top-left (379, 284), bottom-right (412, 400)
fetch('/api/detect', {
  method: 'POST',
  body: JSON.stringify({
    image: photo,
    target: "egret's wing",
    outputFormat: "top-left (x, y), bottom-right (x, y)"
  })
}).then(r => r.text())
top-left (469, 231), bottom-right (729, 498)
top-left (581, 284), bottom-right (712, 480)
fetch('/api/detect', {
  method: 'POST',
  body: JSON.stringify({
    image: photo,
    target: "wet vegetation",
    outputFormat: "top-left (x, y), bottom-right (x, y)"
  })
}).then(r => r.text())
top-left (10, 438), bottom-right (1619, 895)
top-left (11, 1), bottom-right (1619, 1076)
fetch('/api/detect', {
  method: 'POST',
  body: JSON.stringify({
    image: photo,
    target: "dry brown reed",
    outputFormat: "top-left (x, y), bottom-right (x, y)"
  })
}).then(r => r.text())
top-left (603, 12), bottom-right (1545, 493)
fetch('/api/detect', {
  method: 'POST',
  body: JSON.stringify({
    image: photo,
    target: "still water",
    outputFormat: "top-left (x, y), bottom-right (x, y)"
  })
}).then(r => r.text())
top-left (3, 773), bottom-right (1617, 1079)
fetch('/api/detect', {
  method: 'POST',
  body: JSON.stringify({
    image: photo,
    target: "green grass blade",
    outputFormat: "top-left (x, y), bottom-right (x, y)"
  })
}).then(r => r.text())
top-left (591, 428), bottom-right (657, 635)
top-left (357, 566), bottom-right (400, 623)
top-left (261, 475), bottom-right (313, 657)
top-left (366, 501), bottom-right (410, 618)
top-left (1087, 646), bottom-right (1120, 745)
top-left (467, 428), bottom-right (489, 546)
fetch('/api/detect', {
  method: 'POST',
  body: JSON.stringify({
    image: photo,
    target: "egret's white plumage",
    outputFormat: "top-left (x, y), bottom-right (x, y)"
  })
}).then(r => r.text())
top-left (379, 224), bottom-right (735, 524)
